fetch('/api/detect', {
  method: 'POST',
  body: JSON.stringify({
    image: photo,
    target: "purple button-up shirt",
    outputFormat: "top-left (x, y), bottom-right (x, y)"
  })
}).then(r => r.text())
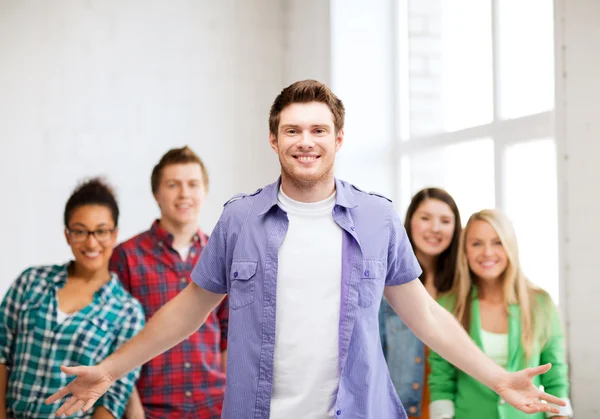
top-left (191, 178), bottom-right (422, 419)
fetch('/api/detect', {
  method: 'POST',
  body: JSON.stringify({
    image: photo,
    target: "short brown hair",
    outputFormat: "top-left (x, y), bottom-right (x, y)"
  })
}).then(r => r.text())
top-left (151, 146), bottom-right (209, 193)
top-left (269, 80), bottom-right (345, 136)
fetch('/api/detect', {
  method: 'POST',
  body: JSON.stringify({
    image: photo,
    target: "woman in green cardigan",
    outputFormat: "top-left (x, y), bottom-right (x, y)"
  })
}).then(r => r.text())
top-left (428, 209), bottom-right (572, 419)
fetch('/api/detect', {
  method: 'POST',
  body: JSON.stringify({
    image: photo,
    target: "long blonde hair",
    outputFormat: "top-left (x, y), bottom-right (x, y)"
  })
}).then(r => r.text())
top-left (449, 209), bottom-right (552, 359)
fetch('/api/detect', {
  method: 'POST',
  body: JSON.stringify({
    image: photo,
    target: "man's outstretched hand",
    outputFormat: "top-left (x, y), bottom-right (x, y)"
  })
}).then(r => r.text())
top-left (495, 363), bottom-right (566, 415)
top-left (45, 365), bottom-right (115, 417)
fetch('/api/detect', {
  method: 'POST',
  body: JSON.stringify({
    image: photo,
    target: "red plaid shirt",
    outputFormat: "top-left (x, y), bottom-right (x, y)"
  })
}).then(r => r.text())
top-left (110, 220), bottom-right (227, 419)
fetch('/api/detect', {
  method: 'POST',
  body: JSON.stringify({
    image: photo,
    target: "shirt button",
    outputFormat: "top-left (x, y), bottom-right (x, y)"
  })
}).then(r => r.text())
top-left (409, 406), bottom-right (417, 414)
top-left (185, 391), bottom-right (192, 397)
top-left (180, 277), bottom-right (187, 284)
top-left (500, 399), bottom-right (505, 405)
top-left (184, 362), bottom-right (192, 369)
top-left (412, 382), bottom-right (420, 390)
top-left (350, 226), bottom-right (355, 231)
top-left (364, 270), bottom-right (370, 277)
top-left (234, 271), bottom-right (239, 278)
top-left (336, 410), bottom-right (341, 416)
top-left (415, 356), bottom-right (422, 364)
top-left (158, 241), bottom-right (163, 247)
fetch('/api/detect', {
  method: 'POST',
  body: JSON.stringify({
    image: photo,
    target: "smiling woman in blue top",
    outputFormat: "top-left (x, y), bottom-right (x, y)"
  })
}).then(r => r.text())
top-left (47, 80), bottom-right (566, 419)
top-left (380, 188), bottom-right (462, 418)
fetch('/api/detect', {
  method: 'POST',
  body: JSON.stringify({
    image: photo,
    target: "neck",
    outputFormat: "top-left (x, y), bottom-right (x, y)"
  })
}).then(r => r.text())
top-left (159, 218), bottom-right (197, 249)
top-left (415, 249), bottom-right (437, 278)
top-left (71, 263), bottom-right (110, 284)
top-left (477, 277), bottom-right (504, 303)
top-left (280, 173), bottom-right (336, 203)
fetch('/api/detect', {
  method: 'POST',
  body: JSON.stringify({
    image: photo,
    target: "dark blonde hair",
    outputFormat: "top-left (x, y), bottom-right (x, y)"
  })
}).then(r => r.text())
top-left (151, 146), bottom-right (209, 193)
top-left (450, 209), bottom-right (554, 359)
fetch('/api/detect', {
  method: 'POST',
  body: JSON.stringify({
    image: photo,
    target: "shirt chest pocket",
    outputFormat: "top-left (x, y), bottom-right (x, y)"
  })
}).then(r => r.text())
top-left (358, 259), bottom-right (386, 308)
top-left (73, 316), bottom-right (117, 359)
top-left (19, 298), bottom-right (44, 334)
top-left (229, 260), bottom-right (258, 309)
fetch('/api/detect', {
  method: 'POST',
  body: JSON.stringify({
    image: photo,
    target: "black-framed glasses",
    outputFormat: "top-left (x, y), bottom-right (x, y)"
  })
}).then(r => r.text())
top-left (66, 227), bottom-right (116, 243)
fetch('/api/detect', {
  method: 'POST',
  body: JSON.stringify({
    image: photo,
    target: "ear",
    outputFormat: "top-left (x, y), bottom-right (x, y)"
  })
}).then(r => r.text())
top-left (64, 228), bottom-right (71, 246)
top-left (335, 128), bottom-right (344, 152)
top-left (269, 132), bottom-right (279, 153)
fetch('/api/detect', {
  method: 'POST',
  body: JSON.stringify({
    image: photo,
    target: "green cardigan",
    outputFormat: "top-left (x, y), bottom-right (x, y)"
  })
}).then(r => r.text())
top-left (429, 291), bottom-right (570, 419)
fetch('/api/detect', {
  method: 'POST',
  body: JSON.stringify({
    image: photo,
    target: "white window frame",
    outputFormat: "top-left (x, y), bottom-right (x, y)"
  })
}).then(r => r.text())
top-left (391, 0), bottom-right (555, 210)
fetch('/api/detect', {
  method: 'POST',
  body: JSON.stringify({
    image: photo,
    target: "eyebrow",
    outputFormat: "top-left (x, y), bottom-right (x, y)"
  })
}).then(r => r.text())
top-left (416, 210), bottom-right (453, 218)
top-left (280, 123), bottom-right (331, 130)
top-left (163, 177), bottom-right (201, 182)
top-left (70, 222), bottom-right (111, 229)
top-left (468, 236), bottom-right (500, 241)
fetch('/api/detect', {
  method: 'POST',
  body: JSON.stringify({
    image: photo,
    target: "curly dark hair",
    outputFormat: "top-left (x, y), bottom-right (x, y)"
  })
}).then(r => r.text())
top-left (64, 177), bottom-right (119, 227)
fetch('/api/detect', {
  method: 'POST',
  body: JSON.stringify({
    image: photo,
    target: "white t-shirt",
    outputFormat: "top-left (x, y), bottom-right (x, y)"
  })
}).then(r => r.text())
top-left (175, 245), bottom-right (191, 261)
top-left (269, 188), bottom-right (343, 419)
top-left (56, 297), bottom-right (71, 324)
top-left (480, 328), bottom-right (509, 368)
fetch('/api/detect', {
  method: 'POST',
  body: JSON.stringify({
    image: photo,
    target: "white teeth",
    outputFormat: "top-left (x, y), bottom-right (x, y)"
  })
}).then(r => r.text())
top-left (480, 261), bottom-right (496, 268)
top-left (298, 156), bottom-right (317, 161)
top-left (83, 251), bottom-right (100, 258)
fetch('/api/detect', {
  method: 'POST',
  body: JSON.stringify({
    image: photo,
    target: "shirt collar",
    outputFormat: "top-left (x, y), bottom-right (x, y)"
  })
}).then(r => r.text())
top-left (257, 177), bottom-right (358, 216)
top-left (54, 262), bottom-right (122, 304)
top-left (149, 219), bottom-right (206, 248)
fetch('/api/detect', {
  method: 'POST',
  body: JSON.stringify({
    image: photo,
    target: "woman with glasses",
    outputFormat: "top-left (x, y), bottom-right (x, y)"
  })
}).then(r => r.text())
top-left (0, 178), bottom-right (145, 419)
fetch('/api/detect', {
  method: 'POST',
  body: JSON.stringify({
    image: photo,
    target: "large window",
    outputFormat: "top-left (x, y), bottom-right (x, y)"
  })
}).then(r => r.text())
top-left (396, 0), bottom-right (558, 300)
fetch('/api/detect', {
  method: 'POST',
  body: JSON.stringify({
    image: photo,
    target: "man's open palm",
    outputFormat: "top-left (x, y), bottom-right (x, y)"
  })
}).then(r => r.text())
top-left (45, 365), bottom-right (114, 417)
top-left (495, 363), bottom-right (566, 415)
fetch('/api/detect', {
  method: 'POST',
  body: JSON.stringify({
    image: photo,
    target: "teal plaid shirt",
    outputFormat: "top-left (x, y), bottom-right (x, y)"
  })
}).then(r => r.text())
top-left (0, 264), bottom-right (145, 418)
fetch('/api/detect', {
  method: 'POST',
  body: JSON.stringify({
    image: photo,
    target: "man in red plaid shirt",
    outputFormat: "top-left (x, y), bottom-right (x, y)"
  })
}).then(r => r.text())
top-left (110, 146), bottom-right (227, 419)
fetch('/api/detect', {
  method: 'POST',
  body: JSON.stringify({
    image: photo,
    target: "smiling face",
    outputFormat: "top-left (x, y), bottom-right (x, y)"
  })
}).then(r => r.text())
top-left (465, 219), bottom-right (509, 284)
top-left (269, 101), bottom-right (343, 189)
top-left (154, 163), bottom-right (206, 230)
top-left (65, 204), bottom-right (118, 274)
top-left (410, 198), bottom-right (456, 259)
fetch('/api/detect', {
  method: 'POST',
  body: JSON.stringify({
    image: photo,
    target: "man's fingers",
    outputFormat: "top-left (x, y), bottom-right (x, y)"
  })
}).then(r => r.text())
top-left (535, 401), bottom-right (559, 414)
top-left (64, 399), bottom-right (86, 417)
top-left (60, 365), bottom-right (84, 376)
top-left (45, 386), bottom-right (71, 405)
top-left (539, 391), bottom-right (566, 407)
top-left (518, 404), bottom-right (538, 414)
top-left (82, 398), bottom-right (97, 412)
top-left (528, 363), bottom-right (552, 377)
top-left (55, 395), bottom-right (78, 416)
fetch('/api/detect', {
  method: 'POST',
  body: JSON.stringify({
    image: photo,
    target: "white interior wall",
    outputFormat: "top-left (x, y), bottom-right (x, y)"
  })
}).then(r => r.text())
top-left (555, 0), bottom-right (600, 415)
top-left (0, 0), bottom-right (285, 296)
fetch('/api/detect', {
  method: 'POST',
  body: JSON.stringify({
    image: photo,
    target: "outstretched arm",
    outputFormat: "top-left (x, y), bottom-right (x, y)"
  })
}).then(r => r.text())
top-left (384, 280), bottom-right (566, 416)
top-left (46, 283), bottom-right (225, 417)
